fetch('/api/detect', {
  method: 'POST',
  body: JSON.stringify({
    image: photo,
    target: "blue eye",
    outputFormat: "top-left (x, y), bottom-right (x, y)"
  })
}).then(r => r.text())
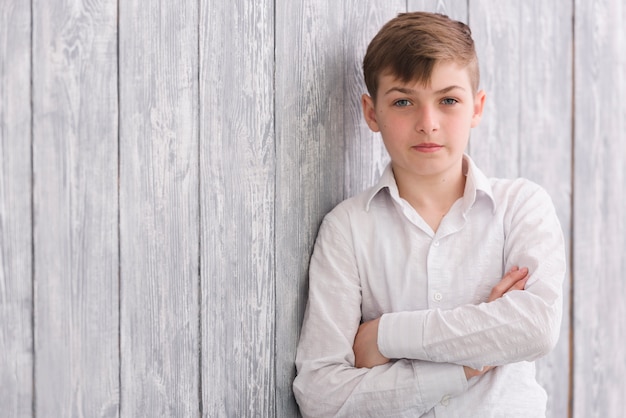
top-left (441, 98), bottom-right (458, 105)
top-left (394, 99), bottom-right (411, 107)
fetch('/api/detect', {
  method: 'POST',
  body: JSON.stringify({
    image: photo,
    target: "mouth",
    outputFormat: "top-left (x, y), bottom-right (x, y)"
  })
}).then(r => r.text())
top-left (412, 143), bottom-right (443, 153)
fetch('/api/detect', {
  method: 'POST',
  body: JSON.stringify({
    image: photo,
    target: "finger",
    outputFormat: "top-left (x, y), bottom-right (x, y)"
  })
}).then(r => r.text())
top-left (500, 267), bottom-right (529, 288)
top-left (488, 267), bottom-right (529, 301)
top-left (508, 276), bottom-right (529, 292)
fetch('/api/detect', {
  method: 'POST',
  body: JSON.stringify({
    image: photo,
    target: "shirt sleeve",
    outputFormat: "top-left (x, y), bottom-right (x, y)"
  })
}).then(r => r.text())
top-left (293, 212), bottom-right (468, 417)
top-left (378, 182), bottom-right (566, 370)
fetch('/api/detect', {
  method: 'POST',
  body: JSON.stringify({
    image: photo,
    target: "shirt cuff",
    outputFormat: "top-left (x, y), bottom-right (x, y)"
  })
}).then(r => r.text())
top-left (378, 311), bottom-right (429, 360)
top-left (413, 360), bottom-right (468, 407)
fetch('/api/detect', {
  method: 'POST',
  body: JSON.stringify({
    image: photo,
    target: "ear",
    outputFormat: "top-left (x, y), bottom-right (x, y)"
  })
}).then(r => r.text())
top-left (361, 94), bottom-right (381, 132)
top-left (470, 90), bottom-right (486, 128)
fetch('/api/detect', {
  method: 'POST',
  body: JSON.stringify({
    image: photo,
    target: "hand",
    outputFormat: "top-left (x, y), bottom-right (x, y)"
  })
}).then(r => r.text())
top-left (487, 266), bottom-right (529, 302)
top-left (464, 365), bottom-right (493, 379)
top-left (353, 318), bottom-right (390, 368)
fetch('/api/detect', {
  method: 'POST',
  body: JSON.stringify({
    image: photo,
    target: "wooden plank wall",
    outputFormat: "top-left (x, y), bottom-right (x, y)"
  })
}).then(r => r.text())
top-left (119, 1), bottom-right (199, 416)
top-left (31, 1), bottom-right (119, 415)
top-left (0, 2), bottom-right (32, 417)
top-left (573, 1), bottom-right (626, 417)
top-left (0, 0), bottom-right (624, 417)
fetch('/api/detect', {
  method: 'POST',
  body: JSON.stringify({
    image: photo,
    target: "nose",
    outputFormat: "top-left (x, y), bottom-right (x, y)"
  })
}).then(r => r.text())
top-left (415, 105), bottom-right (439, 134)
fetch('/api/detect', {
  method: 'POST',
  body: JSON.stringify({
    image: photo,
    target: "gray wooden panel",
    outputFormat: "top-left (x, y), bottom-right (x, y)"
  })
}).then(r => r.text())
top-left (408, 0), bottom-right (468, 22)
top-left (343, 1), bottom-right (404, 198)
top-left (118, 1), bottom-right (199, 416)
top-left (0, 2), bottom-right (33, 417)
top-left (32, 0), bottom-right (120, 416)
top-left (274, 1), bottom-right (345, 415)
top-left (199, 1), bottom-right (276, 416)
top-left (468, 1), bottom-right (521, 178)
top-left (573, 0), bottom-right (626, 416)
top-left (517, 3), bottom-right (573, 417)
top-left (275, 3), bottom-right (407, 415)
top-left (274, 2), bottom-right (346, 416)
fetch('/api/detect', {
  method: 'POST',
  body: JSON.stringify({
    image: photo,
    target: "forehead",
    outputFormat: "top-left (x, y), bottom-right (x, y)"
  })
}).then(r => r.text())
top-left (379, 61), bottom-right (473, 95)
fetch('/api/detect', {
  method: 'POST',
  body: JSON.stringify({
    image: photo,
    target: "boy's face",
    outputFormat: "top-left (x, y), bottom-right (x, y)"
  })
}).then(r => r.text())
top-left (361, 61), bottom-right (485, 182)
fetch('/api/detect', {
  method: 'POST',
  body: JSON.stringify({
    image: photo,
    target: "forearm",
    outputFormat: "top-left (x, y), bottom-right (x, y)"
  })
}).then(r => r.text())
top-left (296, 212), bottom-right (469, 416)
top-left (377, 183), bottom-right (566, 369)
top-left (378, 282), bottom-right (562, 369)
top-left (294, 356), bottom-right (467, 417)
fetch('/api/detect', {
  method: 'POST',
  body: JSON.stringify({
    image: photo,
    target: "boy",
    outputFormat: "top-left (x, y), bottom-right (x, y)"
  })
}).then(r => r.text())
top-left (293, 12), bottom-right (565, 418)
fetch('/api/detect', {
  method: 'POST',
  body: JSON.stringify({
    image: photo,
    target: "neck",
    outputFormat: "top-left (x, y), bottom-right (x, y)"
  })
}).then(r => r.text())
top-left (393, 161), bottom-right (466, 223)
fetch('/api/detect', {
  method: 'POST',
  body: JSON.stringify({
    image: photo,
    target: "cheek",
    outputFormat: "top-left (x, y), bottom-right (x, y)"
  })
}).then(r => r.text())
top-left (445, 113), bottom-right (474, 132)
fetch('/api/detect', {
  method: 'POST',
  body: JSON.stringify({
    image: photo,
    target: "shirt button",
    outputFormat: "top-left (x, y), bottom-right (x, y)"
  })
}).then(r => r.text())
top-left (433, 240), bottom-right (440, 247)
top-left (433, 292), bottom-right (443, 302)
top-left (440, 394), bottom-right (451, 406)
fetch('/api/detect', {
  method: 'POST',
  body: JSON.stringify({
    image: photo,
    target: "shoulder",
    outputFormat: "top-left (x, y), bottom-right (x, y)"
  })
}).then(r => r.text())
top-left (323, 185), bottom-right (383, 224)
top-left (316, 185), bottom-right (388, 246)
top-left (490, 177), bottom-right (554, 208)
top-left (489, 177), bottom-right (561, 234)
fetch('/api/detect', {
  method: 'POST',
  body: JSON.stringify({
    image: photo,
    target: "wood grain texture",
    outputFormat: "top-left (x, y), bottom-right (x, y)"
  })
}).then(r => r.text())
top-left (468, 1), bottom-right (522, 178)
top-left (199, 1), bottom-right (276, 416)
top-left (343, 1), bottom-right (403, 198)
top-left (408, 0), bottom-right (468, 22)
top-left (32, 0), bottom-right (119, 416)
top-left (275, 1), bottom-right (346, 416)
top-left (517, 3), bottom-right (573, 417)
top-left (275, 3), bottom-right (406, 415)
top-left (118, 1), bottom-right (199, 416)
top-left (0, 2), bottom-right (33, 417)
top-left (573, 0), bottom-right (626, 417)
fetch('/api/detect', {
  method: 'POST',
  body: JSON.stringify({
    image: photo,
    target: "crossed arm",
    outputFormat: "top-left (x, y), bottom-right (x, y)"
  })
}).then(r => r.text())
top-left (353, 266), bottom-right (530, 379)
top-left (294, 184), bottom-right (565, 417)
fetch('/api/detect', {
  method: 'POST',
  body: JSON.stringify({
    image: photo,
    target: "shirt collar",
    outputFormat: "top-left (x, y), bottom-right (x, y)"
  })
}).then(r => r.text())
top-left (365, 154), bottom-right (496, 214)
top-left (462, 154), bottom-right (496, 214)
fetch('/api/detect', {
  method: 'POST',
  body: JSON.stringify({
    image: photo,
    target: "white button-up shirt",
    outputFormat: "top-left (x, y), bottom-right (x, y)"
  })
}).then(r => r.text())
top-left (293, 155), bottom-right (565, 417)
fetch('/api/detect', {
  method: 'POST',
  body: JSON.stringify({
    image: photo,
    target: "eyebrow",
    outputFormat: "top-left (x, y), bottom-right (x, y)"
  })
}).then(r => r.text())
top-left (384, 85), bottom-right (466, 96)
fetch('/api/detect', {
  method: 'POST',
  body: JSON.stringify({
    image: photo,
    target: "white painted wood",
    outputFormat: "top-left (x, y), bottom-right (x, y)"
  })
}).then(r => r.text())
top-left (573, 0), bottom-right (626, 417)
top-left (343, 1), bottom-right (404, 198)
top-left (408, 0), bottom-right (468, 22)
top-left (275, 2), bottom-right (405, 415)
top-left (32, 0), bottom-right (120, 416)
top-left (469, 1), bottom-right (522, 178)
top-left (0, 2), bottom-right (33, 417)
top-left (118, 1), bottom-right (199, 416)
top-left (199, 0), bottom-right (276, 416)
top-left (517, 3), bottom-right (573, 418)
top-left (274, 1), bottom-right (346, 414)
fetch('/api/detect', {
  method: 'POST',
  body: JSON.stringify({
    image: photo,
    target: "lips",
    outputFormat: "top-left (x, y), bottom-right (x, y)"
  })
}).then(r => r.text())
top-left (412, 143), bottom-right (443, 153)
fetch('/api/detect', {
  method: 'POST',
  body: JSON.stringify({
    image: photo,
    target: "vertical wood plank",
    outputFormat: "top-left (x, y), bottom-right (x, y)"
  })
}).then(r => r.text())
top-left (573, 0), bottom-right (626, 417)
top-left (468, 1), bottom-right (521, 178)
top-left (408, 0), bottom-right (468, 22)
top-left (343, 1), bottom-right (405, 198)
top-left (0, 2), bottom-right (33, 417)
top-left (275, 1), bottom-right (404, 416)
top-left (518, 3), bottom-right (573, 418)
top-left (199, 0), bottom-right (275, 416)
top-left (274, 2), bottom-right (345, 416)
top-left (32, 0), bottom-right (119, 416)
top-left (119, 1), bottom-right (199, 416)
